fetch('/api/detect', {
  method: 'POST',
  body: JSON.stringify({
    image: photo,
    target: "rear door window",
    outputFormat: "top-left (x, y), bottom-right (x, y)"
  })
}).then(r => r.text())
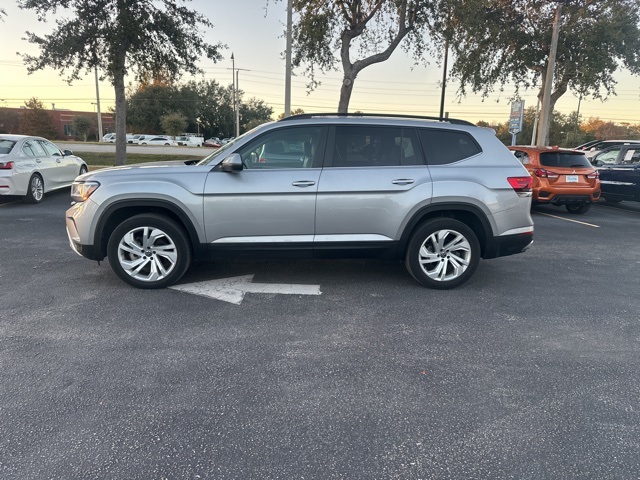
top-left (418, 129), bottom-right (481, 165)
top-left (331, 126), bottom-right (424, 167)
top-left (540, 152), bottom-right (592, 168)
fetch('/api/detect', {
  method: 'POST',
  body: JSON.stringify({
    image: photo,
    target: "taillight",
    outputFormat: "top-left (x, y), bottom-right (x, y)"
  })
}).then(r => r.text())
top-left (508, 176), bottom-right (532, 193)
top-left (586, 171), bottom-right (599, 179)
top-left (0, 161), bottom-right (14, 170)
top-left (533, 168), bottom-right (559, 179)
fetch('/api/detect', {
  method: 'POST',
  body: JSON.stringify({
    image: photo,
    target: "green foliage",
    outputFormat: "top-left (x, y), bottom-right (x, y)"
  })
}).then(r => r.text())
top-left (72, 116), bottom-right (93, 141)
top-left (126, 80), bottom-right (273, 139)
top-left (20, 97), bottom-right (57, 138)
top-left (18, 0), bottom-right (223, 165)
top-left (439, 0), bottom-right (640, 107)
top-left (277, 108), bottom-right (306, 120)
top-left (160, 112), bottom-right (188, 138)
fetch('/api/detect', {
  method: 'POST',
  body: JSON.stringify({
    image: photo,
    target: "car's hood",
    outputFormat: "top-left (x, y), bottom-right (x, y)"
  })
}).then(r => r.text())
top-left (79, 159), bottom-right (207, 181)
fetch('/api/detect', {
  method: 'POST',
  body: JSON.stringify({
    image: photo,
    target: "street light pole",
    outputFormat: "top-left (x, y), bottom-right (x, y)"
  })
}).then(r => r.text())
top-left (284, 0), bottom-right (293, 117)
top-left (439, 38), bottom-right (449, 121)
top-left (536, 2), bottom-right (563, 146)
top-left (231, 53), bottom-right (236, 138)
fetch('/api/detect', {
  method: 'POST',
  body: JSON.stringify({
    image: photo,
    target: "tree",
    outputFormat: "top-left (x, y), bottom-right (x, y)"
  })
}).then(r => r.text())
top-left (20, 97), bottom-right (57, 138)
top-left (438, 0), bottom-right (640, 121)
top-left (277, 108), bottom-right (305, 120)
top-left (241, 99), bottom-right (274, 131)
top-left (160, 112), bottom-right (188, 138)
top-left (279, 0), bottom-right (436, 112)
top-left (19, 0), bottom-right (222, 165)
top-left (0, 108), bottom-right (21, 134)
top-left (72, 115), bottom-right (93, 141)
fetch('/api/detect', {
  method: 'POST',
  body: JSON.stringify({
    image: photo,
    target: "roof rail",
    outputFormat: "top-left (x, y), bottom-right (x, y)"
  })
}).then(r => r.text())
top-left (277, 112), bottom-right (475, 126)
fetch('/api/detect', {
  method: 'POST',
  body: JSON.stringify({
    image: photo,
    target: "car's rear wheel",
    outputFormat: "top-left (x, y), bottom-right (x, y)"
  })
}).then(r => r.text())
top-left (24, 174), bottom-right (44, 204)
top-left (79, 165), bottom-right (88, 176)
top-left (107, 214), bottom-right (191, 289)
top-left (566, 202), bottom-right (590, 214)
top-left (405, 218), bottom-right (480, 289)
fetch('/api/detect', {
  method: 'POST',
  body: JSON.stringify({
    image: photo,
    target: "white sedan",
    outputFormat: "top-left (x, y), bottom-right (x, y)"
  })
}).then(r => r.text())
top-left (0, 134), bottom-right (88, 203)
top-left (139, 136), bottom-right (176, 146)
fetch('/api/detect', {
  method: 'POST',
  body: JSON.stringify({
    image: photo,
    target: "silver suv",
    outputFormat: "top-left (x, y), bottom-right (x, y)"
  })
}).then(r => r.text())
top-left (66, 114), bottom-right (534, 289)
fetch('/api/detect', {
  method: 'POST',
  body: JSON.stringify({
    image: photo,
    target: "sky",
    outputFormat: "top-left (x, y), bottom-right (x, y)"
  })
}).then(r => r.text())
top-left (1, 0), bottom-right (639, 127)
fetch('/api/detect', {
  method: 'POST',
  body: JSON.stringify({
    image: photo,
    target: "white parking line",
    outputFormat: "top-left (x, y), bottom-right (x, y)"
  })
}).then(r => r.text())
top-left (535, 212), bottom-right (601, 228)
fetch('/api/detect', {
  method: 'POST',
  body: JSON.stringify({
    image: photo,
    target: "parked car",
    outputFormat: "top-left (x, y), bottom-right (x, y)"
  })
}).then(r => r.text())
top-left (592, 144), bottom-right (640, 204)
top-left (139, 136), bottom-right (176, 146)
top-left (102, 133), bottom-right (116, 143)
top-left (204, 137), bottom-right (222, 147)
top-left (574, 139), bottom-right (640, 159)
top-left (0, 134), bottom-right (88, 203)
top-left (128, 134), bottom-right (142, 144)
top-left (509, 145), bottom-right (600, 214)
top-left (221, 137), bottom-right (234, 145)
top-left (66, 113), bottom-right (534, 290)
top-left (175, 135), bottom-right (204, 147)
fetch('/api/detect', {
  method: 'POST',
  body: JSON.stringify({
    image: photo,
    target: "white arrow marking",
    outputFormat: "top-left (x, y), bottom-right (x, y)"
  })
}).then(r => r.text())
top-left (169, 275), bottom-right (322, 305)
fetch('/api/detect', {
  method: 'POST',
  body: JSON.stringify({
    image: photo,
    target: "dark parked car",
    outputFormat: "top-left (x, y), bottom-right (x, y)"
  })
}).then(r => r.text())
top-left (592, 144), bottom-right (640, 203)
top-left (575, 139), bottom-right (640, 159)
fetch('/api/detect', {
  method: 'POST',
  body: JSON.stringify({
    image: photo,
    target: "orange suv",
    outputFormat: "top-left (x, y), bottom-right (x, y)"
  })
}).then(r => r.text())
top-left (508, 146), bottom-right (600, 214)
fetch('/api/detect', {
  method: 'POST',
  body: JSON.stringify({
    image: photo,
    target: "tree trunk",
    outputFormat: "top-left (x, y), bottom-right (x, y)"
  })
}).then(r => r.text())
top-left (338, 74), bottom-right (356, 113)
top-left (113, 55), bottom-right (127, 166)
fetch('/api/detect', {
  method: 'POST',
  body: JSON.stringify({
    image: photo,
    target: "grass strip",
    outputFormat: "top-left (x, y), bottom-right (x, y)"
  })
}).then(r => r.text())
top-left (78, 151), bottom-right (207, 167)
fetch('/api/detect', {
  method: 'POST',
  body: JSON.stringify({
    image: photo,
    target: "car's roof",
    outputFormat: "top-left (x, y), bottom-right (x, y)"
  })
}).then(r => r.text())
top-left (0, 134), bottom-right (35, 141)
top-left (508, 145), bottom-right (583, 154)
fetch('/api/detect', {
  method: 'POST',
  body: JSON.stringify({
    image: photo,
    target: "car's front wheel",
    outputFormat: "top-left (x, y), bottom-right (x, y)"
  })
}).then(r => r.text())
top-left (107, 214), bottom-right (192, 289)
top-left (566, 202), bottom-right (590, 214)
top-left (405, 218), bottom-right (480, 289)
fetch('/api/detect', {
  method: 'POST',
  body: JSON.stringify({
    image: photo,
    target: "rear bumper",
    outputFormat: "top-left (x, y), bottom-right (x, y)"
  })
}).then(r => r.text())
top-left (484, 232), bottom-right (533, 259)
top-left (536, 192), bottom-right (600, 205)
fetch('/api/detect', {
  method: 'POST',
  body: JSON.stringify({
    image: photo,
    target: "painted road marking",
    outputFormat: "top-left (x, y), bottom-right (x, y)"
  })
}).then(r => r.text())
top-left (0, 200), bottom-right (22, 208)
top-left (535, 212), bottom-right (600, 228)
top-left (170, 274), bottom-right (322, 305)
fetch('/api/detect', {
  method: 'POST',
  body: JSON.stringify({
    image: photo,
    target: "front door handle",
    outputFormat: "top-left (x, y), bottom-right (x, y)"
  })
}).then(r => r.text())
top-left (292, 180), bottom-right (316, 187)
top-left (392, 179), bottom-right (415, 185)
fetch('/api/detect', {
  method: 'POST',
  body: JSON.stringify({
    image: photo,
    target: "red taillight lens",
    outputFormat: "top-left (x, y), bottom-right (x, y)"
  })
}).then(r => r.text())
top-left (508, 176), bottom-right (532, 193)
top-left (533, 168), bottom-right (559, 179)
top-left (0, 161), bottom-right (14, 170)
top-left (586, 170), bottom-right (599, 179)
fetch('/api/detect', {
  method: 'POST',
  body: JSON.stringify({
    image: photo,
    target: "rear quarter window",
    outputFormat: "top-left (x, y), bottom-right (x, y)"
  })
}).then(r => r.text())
top-left (418, 129), bottom-right (481, 165)
top-left (540, 152), bottom-right (591, 168)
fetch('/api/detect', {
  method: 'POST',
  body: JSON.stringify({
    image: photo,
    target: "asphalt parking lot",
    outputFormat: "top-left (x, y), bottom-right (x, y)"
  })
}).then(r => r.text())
top-left (1, 192), bottom-right (639, 479)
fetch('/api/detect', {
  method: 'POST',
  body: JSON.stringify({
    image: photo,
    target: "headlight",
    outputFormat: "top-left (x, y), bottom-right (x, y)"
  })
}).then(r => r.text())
top-left (71, 181), bottom-right (100, 202)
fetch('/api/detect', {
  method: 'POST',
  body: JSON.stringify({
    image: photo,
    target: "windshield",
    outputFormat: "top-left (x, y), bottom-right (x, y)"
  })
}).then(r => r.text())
top-left (540, 152), bottom-right (592, 168)
top-left (0, 139), bottom-right (16, 154)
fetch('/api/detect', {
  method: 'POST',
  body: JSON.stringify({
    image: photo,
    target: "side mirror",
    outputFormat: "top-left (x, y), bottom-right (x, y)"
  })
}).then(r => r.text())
top-left (220, 153), bottom-right (243, 172)
top-left (594, 160), bottom-right (604, 167)
top-left (63, 149), bottom-right (73, 156)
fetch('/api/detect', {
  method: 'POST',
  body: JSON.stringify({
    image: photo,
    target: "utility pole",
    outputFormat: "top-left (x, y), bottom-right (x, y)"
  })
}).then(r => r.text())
top-left (94, 66), bottom-right (103, 141)
top-left (439, 38), bottom-right (449, 120)
top-left (235, 70), bottom-right (240, 137)
top-left (536, 2), bottom-right (563, 146)
top-left (231, 53), bottom-right (236, 138)
top-left (284, 0), bottom-right (293, 117)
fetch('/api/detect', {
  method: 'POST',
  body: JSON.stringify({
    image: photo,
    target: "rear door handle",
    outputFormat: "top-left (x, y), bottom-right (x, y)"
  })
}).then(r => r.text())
top-left (292, 180), bottom-right (316, 187)
top-left (392, 179), bottom-right (414, 185)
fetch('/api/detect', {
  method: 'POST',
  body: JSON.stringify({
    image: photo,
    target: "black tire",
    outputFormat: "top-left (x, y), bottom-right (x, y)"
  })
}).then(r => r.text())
top-left (404, 218), bottom-right (481, 289)
top-left (79, 165), bottom-right (88, 176)
top-left (107, 213), bottom-right (192, 289)
top-left (603, 196), bottom-right (622, 204)
top-left (24, 173), bottom-right (44, 204)
top-left (566, 202), bottom-right (590, 214)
